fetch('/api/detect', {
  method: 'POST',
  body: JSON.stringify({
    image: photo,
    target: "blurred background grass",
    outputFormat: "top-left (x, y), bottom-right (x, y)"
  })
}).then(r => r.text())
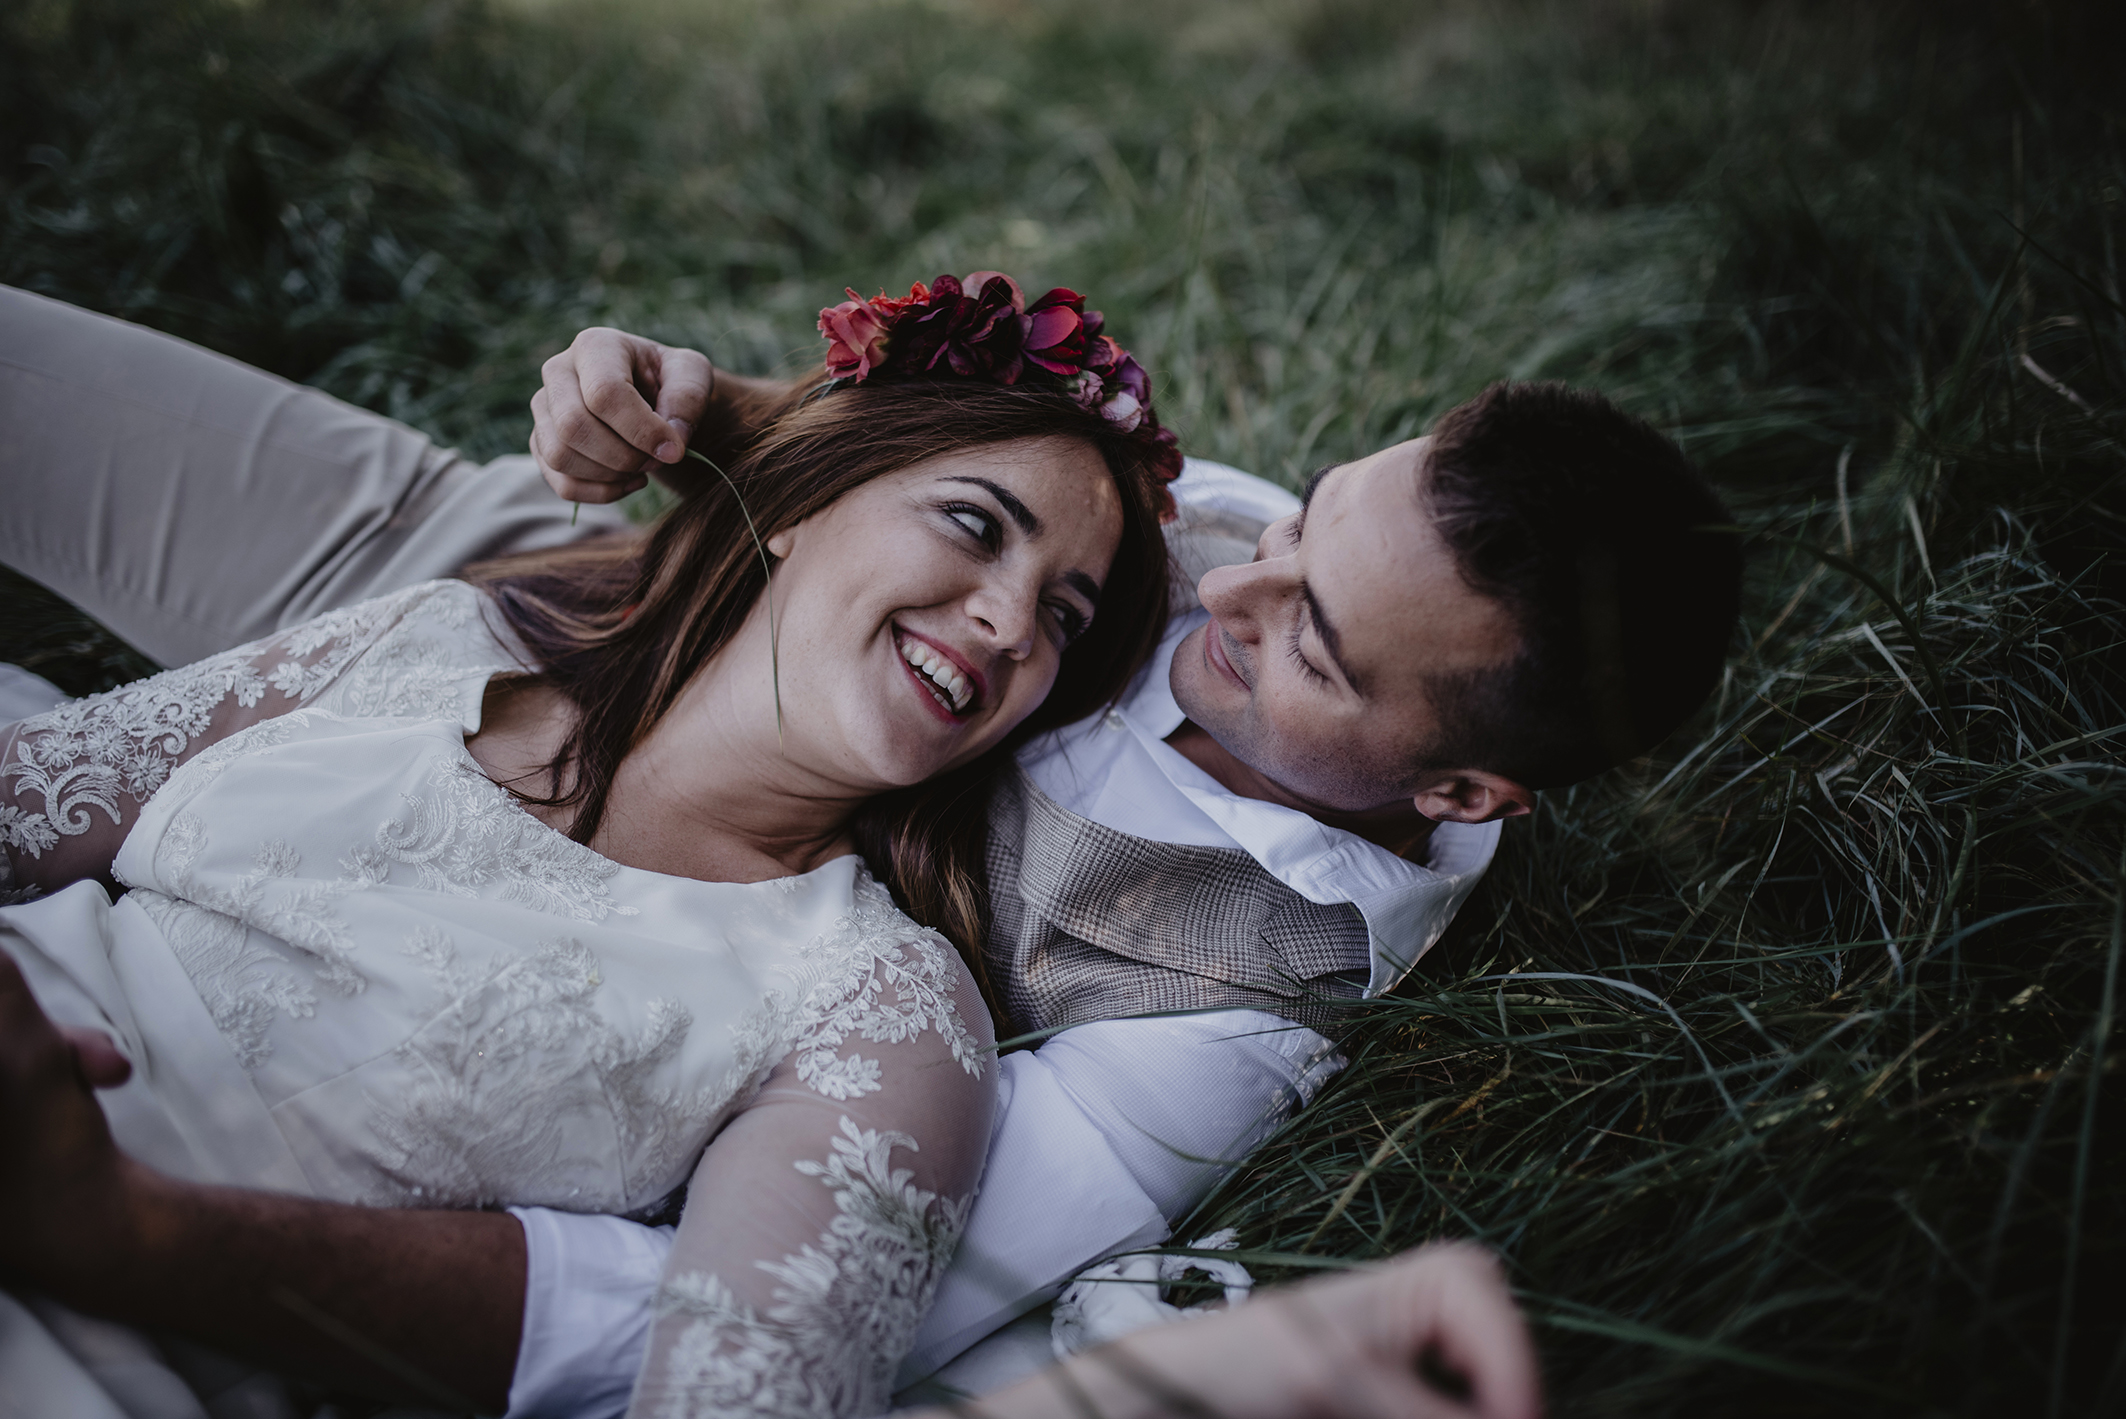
top-left (3, 0), bottom-right (2123, 1413)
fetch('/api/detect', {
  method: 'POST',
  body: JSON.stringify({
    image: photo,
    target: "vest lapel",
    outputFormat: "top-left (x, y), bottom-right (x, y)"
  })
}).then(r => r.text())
top-left (986, 771), bottom-right (1369, 1033)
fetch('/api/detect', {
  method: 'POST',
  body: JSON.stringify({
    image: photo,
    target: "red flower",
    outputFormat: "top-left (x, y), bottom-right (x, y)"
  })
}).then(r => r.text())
top-left (812, 271), bottom-right (1183, 509)
top-left (898, 273), bottom-right (1028, 383)
top-left (961, 271), bottom-right (1025, 308)
top-left (873, 280), bottom-right (930, 316)
top-left (1148, 425), bottom-right (1183, 481)
top-left (1022, 287), bottom-right (1088, 374)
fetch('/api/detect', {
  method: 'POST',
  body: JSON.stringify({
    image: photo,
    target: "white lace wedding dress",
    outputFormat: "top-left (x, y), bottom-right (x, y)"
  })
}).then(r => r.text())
top-left (0, 579), bottom-right (994, 1419)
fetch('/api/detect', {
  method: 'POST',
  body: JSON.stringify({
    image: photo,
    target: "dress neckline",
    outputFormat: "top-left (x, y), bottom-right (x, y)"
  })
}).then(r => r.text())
top-left (455, 583), bottom-right (870, 896)
top-left (445, 720), bottom-right (865, 895)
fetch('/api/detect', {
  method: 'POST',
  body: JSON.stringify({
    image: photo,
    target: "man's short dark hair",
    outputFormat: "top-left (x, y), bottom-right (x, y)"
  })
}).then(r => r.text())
top-left (1417, 381), bottom-right (1741, 790)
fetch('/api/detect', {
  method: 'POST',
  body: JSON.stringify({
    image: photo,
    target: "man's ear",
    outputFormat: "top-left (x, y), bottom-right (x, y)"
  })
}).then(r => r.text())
top-left (1410, 769), bottom-right (1535, 824)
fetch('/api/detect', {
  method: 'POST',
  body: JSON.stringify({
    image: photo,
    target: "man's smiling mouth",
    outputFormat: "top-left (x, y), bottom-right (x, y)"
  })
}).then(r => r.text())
top-left (895, 628), bottom-right (978, 717)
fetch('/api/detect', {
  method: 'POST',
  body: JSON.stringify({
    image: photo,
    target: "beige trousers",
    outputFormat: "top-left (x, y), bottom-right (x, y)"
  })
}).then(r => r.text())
top-left (0, 285), bottom-right (629, 669)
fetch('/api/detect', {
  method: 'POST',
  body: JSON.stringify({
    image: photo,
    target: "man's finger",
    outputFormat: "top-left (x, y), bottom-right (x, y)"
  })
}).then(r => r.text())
top-left (533, 450), bottom-right (647, 505)
top-left (530, 416), bottom-right (645, 493)
top-left (0, 951), bottom-right (81, 1105)
top-left (541, 367), bottom-right (658, 478)
top-left (575, 330), bottom-right (688, 463)
top-left (647, 345), bottom-right (714, 450)
top-left (59, 1027), bottom-right (132, 1089)
top-left (1401, 1245), bottom-right (1542, 1419)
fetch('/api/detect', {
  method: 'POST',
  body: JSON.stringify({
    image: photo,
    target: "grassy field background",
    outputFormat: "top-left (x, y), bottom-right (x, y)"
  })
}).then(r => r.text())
top-left (4, 0), bottom-right (2123, 1413)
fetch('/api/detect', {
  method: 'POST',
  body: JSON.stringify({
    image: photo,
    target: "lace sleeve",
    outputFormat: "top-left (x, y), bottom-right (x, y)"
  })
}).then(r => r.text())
top-left (0, 586), bottom-right (438, 900)
top-left (627, 943), bottom-right (996, 1419)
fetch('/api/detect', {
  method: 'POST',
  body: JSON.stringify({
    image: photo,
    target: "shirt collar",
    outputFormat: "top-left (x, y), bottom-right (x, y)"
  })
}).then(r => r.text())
top-left (1105, 611), bottom-right (1500, 995)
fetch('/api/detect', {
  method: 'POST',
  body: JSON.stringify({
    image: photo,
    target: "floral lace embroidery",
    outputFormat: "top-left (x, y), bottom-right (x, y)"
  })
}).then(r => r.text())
top-left (0, 584), bottom-right (453, 861)
top-left (132, 889), bottom-right (321, 1070)
top-left (152, 811), bottom-right (365, 992)
top-left (364, 876), bottom-right (981, 1213)
top-left (0, 808), bottom-right (39, 905)
top-left (130, 722), bottom-right (635, 1073)
top-left (650, 1118), bottom-right (972, 1419)
top-left (342, 755), bottom-right (637, 922)
top-left (319, 585), bottom-right (514, 720)
top-left (2, 648), bottom-right (269, 855)
top-left (784, 875), bottom-right (985, 1102)
top-left (369, 930), bottom-right (710, 1210)
top-left (131, 809), bottom-right (369, 1067)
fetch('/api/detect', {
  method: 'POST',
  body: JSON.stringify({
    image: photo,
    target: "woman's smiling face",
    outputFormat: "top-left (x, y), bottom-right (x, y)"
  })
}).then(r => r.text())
top-left (757, 434), bottom-right (1124, 789)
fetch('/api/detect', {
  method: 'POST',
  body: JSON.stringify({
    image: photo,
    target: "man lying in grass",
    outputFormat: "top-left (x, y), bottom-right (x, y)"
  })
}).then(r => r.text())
top-left (0, 293), bottom-right (1738, 1415)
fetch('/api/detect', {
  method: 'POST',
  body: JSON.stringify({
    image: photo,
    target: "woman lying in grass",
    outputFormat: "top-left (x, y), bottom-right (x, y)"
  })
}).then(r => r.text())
top-left (0, 273), bottom-right (1549, 1417)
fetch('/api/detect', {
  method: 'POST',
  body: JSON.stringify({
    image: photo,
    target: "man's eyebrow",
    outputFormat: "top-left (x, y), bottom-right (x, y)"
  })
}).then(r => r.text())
top-left (1293, 463), bottom-right (1341, 540)
top-left (1301, 579), bottom-right (1366, 695)
top-left (1301, 464), bottom-right (1340, 508)
top-left (942, 476), bottom-right (1040, 536)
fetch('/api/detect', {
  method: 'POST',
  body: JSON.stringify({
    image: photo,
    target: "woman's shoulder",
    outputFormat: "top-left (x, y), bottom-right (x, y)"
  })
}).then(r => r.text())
top-left (0, 580), bottom-right (513, 898)
top-left (778, 859), bottom-right (996, 1091)
top-left (301, 580), bottom-right (528, 729)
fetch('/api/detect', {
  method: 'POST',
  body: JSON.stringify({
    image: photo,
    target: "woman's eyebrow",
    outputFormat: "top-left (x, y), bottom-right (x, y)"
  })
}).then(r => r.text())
top-left (1062, 570), bottom-right (1102, 606)
top-left (941, 476), bottom-right (1040, 535)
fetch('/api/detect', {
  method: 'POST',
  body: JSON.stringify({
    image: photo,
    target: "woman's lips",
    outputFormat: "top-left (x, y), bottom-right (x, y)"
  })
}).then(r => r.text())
top-left (1203, 618), bottom-right (1250, 691)
top-left (898, 653), bottom-right (964, 724)
top-left (893, 627), bottom-right (984, 725)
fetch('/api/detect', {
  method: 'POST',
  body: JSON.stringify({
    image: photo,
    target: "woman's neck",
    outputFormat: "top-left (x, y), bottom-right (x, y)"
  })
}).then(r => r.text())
top-left (469, 652), bottom-right (864, 886)
top-left (600, 659), bottom-right (865, 882)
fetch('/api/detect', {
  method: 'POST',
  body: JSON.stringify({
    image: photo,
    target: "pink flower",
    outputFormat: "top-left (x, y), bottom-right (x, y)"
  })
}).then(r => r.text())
top-left (1097, 352), bottom-right (1151, 431)
top-left (818, 289), bottom-right (893, 380)
top-left (1062, 368), bottom-right (1105, 409)
top-left (1099, 388), bottom-right (1144, 432)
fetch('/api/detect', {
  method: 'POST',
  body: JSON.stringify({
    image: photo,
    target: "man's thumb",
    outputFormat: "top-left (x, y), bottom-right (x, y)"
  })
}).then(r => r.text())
top-left (651, 347), bottom-right (715, 453)
top-left (61, 1028), bottom-right (132, 1089)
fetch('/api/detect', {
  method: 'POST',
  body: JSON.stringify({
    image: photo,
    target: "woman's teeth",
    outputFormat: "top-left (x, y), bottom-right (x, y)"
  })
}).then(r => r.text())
top-left (900, 637), bottom-right (974, 712)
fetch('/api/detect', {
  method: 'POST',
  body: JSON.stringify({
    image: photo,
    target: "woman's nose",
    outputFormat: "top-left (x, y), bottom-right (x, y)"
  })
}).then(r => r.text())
top-left (966, 579), bottom-right (1038, 661)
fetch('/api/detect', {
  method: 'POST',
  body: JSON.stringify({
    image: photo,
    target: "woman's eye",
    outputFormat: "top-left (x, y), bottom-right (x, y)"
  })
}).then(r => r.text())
top-left (946, 505), bottom-right (998, 545)
top-left (1047, 602), bottom-right (1089, 645)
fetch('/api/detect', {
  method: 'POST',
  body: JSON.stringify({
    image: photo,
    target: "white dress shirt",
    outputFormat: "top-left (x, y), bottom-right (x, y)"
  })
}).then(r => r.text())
top-left (503, 461), bottom-right (1500, 1417)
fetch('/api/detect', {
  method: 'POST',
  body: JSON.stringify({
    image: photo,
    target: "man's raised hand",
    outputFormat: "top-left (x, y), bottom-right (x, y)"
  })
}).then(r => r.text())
top-left (529, 327), bottom-right (714, 504)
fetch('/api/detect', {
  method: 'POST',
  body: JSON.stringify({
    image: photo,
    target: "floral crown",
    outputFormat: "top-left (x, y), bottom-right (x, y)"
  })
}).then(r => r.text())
top-left (817, 271), bottom-right (1184, 510)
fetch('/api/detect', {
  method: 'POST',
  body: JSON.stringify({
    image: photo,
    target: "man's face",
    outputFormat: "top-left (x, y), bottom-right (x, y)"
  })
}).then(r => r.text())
top-left (1169, 437), bottom-right (1523, 815)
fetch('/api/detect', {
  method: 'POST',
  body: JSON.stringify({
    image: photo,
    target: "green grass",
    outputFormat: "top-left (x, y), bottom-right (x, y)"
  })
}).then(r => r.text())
top-left (4, 0), bottom-right (2123, 1412)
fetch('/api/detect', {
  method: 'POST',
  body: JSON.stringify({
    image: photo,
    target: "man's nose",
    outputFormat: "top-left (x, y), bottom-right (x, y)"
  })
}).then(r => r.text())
top-left (1196, 555), bottom-right (1286, 642)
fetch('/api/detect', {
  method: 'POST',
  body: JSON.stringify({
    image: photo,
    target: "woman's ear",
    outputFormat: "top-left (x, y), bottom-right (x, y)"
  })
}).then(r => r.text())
top-left (766, 527), bottom-right (796, 559)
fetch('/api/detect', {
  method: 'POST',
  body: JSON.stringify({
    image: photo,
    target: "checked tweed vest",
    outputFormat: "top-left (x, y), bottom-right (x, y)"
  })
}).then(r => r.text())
top-left (984, 769), bottom-right (1372, 1037)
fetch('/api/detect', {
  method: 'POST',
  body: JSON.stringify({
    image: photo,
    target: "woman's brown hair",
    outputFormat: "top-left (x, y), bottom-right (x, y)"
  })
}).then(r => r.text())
top-left (466, 376), bottom-right (1173, 1016)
